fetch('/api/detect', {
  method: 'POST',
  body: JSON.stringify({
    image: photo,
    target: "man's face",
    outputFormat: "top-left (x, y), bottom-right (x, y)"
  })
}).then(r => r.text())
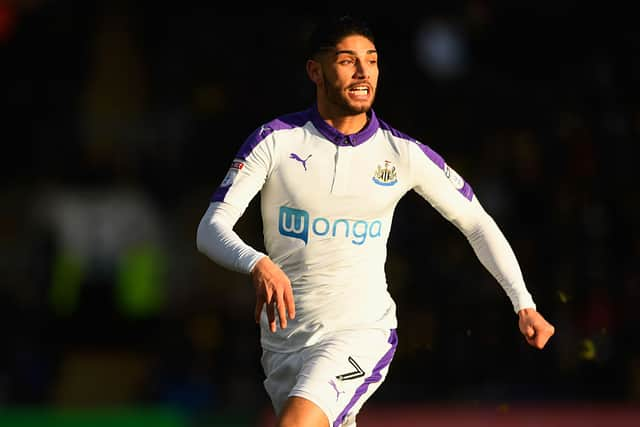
top-left (316, 35), bottom-right (378, 115)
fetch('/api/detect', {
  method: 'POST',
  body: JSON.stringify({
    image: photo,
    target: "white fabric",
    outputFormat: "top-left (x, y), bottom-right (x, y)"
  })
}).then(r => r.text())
top-left (261, 328), bottom-right (395, 426)
top-left (196, 107), bottom-right (535, 353)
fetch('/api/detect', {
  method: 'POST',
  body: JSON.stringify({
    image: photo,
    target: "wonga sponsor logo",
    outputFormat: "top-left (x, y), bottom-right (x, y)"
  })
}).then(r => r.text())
top-left (278, 206), bottom-right (382, 246)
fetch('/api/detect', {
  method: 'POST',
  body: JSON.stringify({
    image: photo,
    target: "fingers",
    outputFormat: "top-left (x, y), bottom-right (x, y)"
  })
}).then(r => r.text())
top-left (251, 257), bottom-right (295, 332)
top-left (536, 324), bottom-right (555, 349)
top-left (253, 281), bottom-right (294, 333)
top-left (284, 287), bottom-right (296, 320)
top-left (271, 286), bottom-right (295, 331)
top-left (518, 309), bottom-right (555, 350)
top-left (276, 293), bottom-right (288, 330)
top-left (254, 281), bottom-right (276, 331)
top-left (260, 285), bottom-right (276, 332)
top-left (525, 325), bottom-right (535, 339)
top-left (266, 299), bottom-right (277, 333)
top-left (528, 322), bottom-right (555, 349)
top-left (255, 295), bottom-right (277, 333)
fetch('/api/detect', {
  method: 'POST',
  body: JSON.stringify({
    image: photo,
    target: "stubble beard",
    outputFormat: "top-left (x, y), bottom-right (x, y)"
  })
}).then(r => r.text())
top-left (325, 85), bottom-right (375, 116)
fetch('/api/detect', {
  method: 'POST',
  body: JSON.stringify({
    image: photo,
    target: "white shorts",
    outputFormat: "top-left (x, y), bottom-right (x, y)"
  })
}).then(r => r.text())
top-left (261, 328), bottom-right (397, 427)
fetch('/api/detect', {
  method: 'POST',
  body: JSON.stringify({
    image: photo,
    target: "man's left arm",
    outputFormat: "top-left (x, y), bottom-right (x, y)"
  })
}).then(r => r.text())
top-left (409, 143), bottom-right (554, 349)
top-left (458, 201), bottom-right (555, 349)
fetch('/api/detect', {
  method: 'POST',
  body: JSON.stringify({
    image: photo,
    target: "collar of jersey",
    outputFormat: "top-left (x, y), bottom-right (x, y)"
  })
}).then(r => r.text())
top-left (309, 104), bottom-right (379, 147)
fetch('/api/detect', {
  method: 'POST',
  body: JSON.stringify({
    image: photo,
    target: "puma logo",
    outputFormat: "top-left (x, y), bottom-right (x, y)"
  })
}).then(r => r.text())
top-left (289, 153), bottom-right (312, 171)
top-left (328, 379), bottom-right (345, 401)
top-left (259, 125), bottom-right (272, 136)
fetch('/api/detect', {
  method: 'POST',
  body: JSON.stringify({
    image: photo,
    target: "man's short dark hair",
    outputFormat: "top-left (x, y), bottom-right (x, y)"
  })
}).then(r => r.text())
top-left (306, 15), bottom-right (376, 60)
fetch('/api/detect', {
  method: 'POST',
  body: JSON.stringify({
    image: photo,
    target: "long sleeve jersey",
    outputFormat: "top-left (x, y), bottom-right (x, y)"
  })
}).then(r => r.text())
top-left (197, 105), bottom-right (536, 352)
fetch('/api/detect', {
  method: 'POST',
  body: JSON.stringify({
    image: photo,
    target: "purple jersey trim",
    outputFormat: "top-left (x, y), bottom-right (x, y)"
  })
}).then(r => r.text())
top-left (211, 106), bottom-right (472, 202)
top-left (236, 110), bottom-right (312, 160)
top-left (211, 105), bottom-right (383, 202)
top-left (413, 142), bottom-right (473, 201)
top-left (211, 183), bottom-right (230, 203)
top-left (333, 329), bottom-right (398, 427)
top-left (455, 178), bottom-right (474, 200)
top-left (211, 110), bottom-right (313, 202)
top-left (310, 104), bottom-right (380, 147)
top-left (378, 118), bottom-right (418, 144)
top-left (379, 119), bottom-right (473, 201)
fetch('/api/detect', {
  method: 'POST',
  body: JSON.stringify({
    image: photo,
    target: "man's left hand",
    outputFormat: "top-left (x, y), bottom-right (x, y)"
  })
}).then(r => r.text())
top-left (518, 308), bottom-right (555, 349)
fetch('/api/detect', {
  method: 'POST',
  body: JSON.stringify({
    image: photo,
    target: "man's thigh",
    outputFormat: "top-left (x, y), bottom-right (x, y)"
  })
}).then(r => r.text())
top-left (262, 328), bottom-right (397, 427)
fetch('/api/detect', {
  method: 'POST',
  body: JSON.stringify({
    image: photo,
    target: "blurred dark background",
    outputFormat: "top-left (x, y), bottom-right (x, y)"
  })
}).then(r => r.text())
top-left (1, 1), bottom-right (639, 426)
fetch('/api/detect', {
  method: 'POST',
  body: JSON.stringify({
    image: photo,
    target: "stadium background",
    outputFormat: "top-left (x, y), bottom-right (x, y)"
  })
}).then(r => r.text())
top-left (1, 1), bottom-right (639, 426)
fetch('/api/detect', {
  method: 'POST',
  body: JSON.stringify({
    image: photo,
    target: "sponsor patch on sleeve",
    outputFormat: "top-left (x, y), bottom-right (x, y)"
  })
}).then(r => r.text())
top-left (231, 160), bottom-right (244, 170)
top-left (444, 163), bottom-right (465, 190)
top-left (220, 159), bottom-right (244, 187)
top-left (220, 169), bottom-right (237, 187)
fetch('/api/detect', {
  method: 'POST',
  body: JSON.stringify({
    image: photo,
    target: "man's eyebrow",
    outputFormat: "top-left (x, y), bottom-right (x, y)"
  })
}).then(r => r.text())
top-left (334, 49), bottom-right (378, 56)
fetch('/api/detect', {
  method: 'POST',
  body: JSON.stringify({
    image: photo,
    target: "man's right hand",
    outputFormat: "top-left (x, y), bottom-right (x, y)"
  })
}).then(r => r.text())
top-left (251, 256), bottom-right (296, 332)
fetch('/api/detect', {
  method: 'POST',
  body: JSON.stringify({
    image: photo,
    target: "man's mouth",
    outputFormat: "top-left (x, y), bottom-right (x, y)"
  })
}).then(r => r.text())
top-left (348, 85), bottom-right (370, 95)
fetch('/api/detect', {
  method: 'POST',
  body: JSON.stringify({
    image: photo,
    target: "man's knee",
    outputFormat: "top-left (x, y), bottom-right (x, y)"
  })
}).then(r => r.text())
top-left (277, 396), bottom-right (329, 427)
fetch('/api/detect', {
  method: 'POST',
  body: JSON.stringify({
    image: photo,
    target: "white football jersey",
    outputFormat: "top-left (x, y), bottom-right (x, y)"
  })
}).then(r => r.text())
top-left (198, 105), bottom-right (535, 352)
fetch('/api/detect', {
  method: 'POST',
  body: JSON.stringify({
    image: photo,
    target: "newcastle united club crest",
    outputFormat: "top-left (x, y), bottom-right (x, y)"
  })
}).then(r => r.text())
top-left (372, 160), bottom-right (398, 186)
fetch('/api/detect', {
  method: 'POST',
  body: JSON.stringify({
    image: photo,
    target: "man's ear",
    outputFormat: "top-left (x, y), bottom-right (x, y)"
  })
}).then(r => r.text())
top-left (306, 59), bottom-right (323, 84)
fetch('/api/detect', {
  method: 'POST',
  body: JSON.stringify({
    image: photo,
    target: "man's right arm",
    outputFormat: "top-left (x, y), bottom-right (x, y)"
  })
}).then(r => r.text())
top-left (196, 126), bottom-right (274, 273)
top-left (196, 201), bottom-right (267, 274)
top-left (196, 128), bottom-right (295, 331)
top-left (197, 191), bottom-right (296, 333)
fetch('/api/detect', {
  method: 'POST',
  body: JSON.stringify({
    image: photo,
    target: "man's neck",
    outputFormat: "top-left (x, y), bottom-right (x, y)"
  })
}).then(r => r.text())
top-left (317, 104), bottom-right (370, 135)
